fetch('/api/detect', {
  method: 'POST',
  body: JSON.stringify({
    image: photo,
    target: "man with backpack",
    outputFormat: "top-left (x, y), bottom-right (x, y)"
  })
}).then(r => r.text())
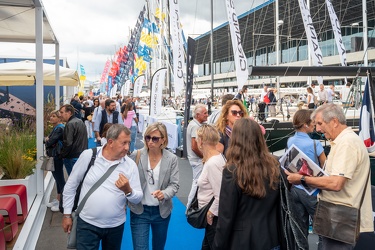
top-left (62, 124), bottom-right (143, 250)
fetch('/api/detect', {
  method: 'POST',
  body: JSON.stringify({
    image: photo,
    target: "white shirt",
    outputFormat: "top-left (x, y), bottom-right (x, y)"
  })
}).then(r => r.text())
top-left (62, 147), bottom-right (143, 228)
top-left (142, 158), bottom-right (161, 206)
top-left (197, 154), bottom-right (226, 216)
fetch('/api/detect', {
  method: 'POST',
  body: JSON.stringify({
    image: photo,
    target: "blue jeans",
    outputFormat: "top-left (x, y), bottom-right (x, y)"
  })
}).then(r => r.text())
top-left (130, 205), bottom-right (171, 250)
top-left (63, 158), bottom-right (78, 176)
top-left (52, 157), bottom-right (65, 194)
top-left (290, 187), bottom-right (322, 250)
top-left (76, 216), bottom-right (124, 250)
top-left (130, 126), bottom-right (137, 153)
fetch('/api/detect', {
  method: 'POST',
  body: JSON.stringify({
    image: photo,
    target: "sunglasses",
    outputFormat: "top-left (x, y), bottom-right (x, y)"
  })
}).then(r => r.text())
top-left (147, 169), bottom-right (155, 185)
top-left (145, 135), bottom-right (163, 143)
top-left (230, 110), bottom-right (244, 117)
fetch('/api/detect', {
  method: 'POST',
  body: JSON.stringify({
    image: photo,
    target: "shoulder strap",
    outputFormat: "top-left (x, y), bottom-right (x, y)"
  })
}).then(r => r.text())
top-left (83, 147), bottom-right (97, 179)
top-left (313, 140), bottom-right (319, 166)
top-left (76, 154), bottom-right (119, 215)
top-left (135, 149), bottom-right (141, 165)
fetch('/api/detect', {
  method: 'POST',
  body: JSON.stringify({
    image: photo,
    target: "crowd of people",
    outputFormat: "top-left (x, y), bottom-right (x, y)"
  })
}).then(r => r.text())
top-left (185, 97), bottom-right (373, 250)
top-left (42, 89), bottom-right (373, 250)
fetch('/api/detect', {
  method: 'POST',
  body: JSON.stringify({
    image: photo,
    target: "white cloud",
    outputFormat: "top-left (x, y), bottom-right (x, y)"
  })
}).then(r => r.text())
top-left (0, 0), bottom-right (266, 81)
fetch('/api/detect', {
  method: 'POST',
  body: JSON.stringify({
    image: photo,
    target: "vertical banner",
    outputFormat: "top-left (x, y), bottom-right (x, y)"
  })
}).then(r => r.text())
top-left (100, 60), bottom-right (111, 84)
top-left (150, 68), bottom-right (167, 116)
top-left (169, 0), bottom-right (185, 96)
top-left (121, 79), bottom-right (131, 96)
top-left (183, 37), bottom-right (196, 157)
top-left (133, 74), bottom-right (145, 97)
top-left (225, 0), bottom-right (248, 90)
top-left (107, 76), bottom-right (112, 94)
top-left (359, 71), bottom-right (375, 154)
top-left (298, 0), bottom-right (324, 84)
top-left (326, 0), bottom-right (347, 83)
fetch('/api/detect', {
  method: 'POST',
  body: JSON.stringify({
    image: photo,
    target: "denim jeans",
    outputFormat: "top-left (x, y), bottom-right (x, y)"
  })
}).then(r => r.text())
top-left (130, 205), bottom-right (171, 250)
top-left (130, 126), bottom-right (137, 153)
top-left (76, 216), bottom-right (124, 250)
top-left (290, 187), bottom-right (322, 250)
top-left (63, 158), bottom-right (78, 176)
top-left (52, 156), bottom-right (65, 194)
top-left (202, 216), bottom-right (218, 250)
top-left (321, 236), bottom-right (355, 250)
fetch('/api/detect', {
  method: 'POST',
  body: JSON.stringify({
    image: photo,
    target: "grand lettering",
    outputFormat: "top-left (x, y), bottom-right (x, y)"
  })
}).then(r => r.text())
top-left (229, 2), bottom-right (247, 71)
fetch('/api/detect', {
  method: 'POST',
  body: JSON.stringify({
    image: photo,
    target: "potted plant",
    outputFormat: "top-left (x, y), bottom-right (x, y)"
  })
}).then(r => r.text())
top-left (0, 116), bottom-right (37, 211)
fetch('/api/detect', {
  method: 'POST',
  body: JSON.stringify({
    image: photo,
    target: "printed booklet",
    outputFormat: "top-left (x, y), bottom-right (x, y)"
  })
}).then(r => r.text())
top-left (279, 144), bottom-right (328, 195)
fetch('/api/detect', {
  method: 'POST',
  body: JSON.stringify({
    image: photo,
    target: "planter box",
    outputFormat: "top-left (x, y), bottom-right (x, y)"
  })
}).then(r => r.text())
top-left (0, 171), bottom-right (37, 214)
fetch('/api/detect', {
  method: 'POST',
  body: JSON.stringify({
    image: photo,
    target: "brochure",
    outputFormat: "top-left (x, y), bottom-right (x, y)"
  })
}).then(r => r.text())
top-left (279, 144), bottom-right (328, 195)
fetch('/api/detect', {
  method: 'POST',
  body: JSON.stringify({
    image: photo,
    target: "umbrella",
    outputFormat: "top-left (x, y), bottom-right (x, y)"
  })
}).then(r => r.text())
top-left (0, 60), bottom-right (80, 86)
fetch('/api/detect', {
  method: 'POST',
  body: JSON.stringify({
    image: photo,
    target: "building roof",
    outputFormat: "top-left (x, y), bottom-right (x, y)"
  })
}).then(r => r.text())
top-left (194, 0), bottom-right (375, 65)
top-left (0, 0), bottom-right (58, 44)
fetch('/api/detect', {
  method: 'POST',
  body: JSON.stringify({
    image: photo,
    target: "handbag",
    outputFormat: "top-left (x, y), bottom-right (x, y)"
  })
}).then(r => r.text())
top-left (186, 187), bottom-right (214, 229)
top-left (67, 161), bottom-right (119, 249)
top-left (40, 156), bottom-right (54, 171)
top-left (313, 171), bottom-right (370, 244)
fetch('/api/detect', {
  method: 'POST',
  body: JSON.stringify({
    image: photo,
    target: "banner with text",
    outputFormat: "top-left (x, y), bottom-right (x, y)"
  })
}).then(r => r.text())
top-left (169, 0), bottom-right (185, 96)
top-left (133, 75), bottom-right (145, 97)
top-left (150, 68), bottom-right (167, 116)
top-left (225, 0), bottom-right (248, 90)
top-left (326, 0), bottom-right (347, 84)
top-left (298, 0), bottom-right (324, 84)
top-left (162, 121), bottom-right (178, 151)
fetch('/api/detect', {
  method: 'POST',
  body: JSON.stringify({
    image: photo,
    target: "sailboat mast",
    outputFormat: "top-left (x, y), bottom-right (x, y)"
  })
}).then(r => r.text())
top-left (363, 0), bottom-right (368, 66)
top-left (275, 0), bottom-right (280, 96)
top-left (210, 0), bottom-right (214, 112)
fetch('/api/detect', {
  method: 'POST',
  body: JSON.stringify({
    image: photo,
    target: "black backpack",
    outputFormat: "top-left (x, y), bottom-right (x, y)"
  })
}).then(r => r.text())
top-left (59, 147), bottom-right (97, 213)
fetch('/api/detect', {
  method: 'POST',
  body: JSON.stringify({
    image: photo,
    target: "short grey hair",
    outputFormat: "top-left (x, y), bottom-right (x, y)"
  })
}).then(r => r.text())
top-left (193, 104), bottom-right (206, 118)
top-left (311, 103), bottom-right (346, 125)
top-left (106, 124), bottom-right (131, 140)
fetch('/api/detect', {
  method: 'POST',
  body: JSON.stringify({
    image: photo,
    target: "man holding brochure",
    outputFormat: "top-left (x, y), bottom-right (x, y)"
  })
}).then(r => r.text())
top-left (285, 104), bottom-right (373, 249)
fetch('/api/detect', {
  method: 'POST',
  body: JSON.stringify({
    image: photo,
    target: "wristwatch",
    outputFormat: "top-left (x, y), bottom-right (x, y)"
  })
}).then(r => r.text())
top-left (300, 175), bottom-right (309, 188)
top-left (125, 190), bottom-right (132, 197)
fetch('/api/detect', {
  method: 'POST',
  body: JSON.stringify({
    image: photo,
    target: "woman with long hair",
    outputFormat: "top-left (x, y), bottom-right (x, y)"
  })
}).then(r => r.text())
top-left (213, 118), bottom-right (281, 250)
top-left (196, 125), bottom-right (226, 249)
top-left (306, 87), bottom-right (316, 109)
top-left (215, 100), bottom-right (248, 155)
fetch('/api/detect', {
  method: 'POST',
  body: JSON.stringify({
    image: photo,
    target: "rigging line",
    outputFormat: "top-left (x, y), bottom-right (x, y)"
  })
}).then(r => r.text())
top-left (253, 4), bottom-right (271, 59)
top-left (265, 130), bottom-right (295, 148)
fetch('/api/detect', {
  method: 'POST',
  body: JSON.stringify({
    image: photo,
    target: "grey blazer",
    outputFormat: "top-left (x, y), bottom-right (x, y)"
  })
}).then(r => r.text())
top-left (128, 148), bottom-right (179, 218)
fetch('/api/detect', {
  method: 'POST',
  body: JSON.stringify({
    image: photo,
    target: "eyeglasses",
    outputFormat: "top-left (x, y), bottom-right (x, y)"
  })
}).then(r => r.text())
top-left (147, 169), bottom-right (155, 185)
top-left (230, 110), bottom-right (244, 117)
top-left (145, 136), bottom-right (162, 143)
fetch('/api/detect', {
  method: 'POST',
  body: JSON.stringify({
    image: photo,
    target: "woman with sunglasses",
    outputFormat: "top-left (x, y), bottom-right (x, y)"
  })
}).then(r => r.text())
top-left (196, 124), bottom-right (226, 249)
top-left (213, 118), bottom-right (282, 250)
top-left (128, 122), bottom-right (179, 250)
top-left (215, 99), bottom-right (248, 155)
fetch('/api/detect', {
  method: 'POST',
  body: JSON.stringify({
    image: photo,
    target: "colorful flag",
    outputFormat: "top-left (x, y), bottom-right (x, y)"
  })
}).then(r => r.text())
top-left (79, 64), bottom-right (86, 81)
top-left (359, 73), bottom-right (375, 154)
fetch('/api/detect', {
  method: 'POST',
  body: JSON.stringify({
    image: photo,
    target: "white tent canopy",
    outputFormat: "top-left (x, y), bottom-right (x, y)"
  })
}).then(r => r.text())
top-left (0, 60), bottom-right (79, 86)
